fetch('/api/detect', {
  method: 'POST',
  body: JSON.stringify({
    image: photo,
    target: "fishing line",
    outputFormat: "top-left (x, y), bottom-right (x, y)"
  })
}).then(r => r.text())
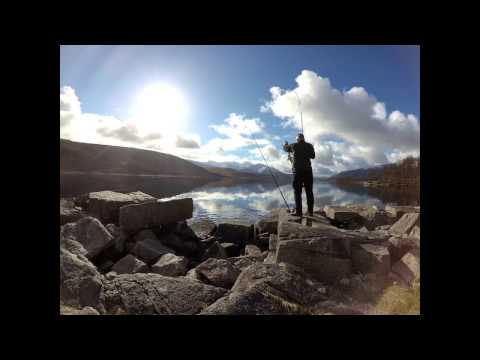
top-left (242, 124), bottom-right (291, 212)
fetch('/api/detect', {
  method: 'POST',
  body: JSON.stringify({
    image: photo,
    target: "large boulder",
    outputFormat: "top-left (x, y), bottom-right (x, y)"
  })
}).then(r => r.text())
top-left (60, 237), bottom-right (88, 258)
top-left (60, 217), bottom-right (114, 259)
top-left (60, 199), bottom-right (85, 225)
top-left (119, 198), bottom-right (193, 234)
top-left (389, 213), bottom-right (420, 237)
top-left (275, 238), bottom-right (352, 283)
top-left (213, 223), bottom-right (251, 246)
top-left (220, 242), bottom-right (241, 257)
top-left (323, 205), bottom-right (363, 228)
top-left (392, 248), bottom-right (420, 287)
top-left (87, 190), bottom-right (156, 225)
top-left (67, 306), bottom-right (101, 315)
top-left (131, 230), bottom-right (175, 264)
top-left (151, 253), bottom-right (188, 277)
top-left (60, 247), bottom-right (105, 313)
top-left (255, 210), bottom-right (280, 235)
top-left (105, 223), bottom-right (129, 255)
top-left (351, 244), bottom-right (391, 275)
top-left (195, 258), bottom-right (241, 289)
top-left (201, 241), bottom-right (227, 261)
top-left (226, 255), bottom-right (259, 271)
top-left (409, 225), bottom-right (420, 240)
top-left (157, 222), bottom-right (201, 257)
top-left (346, 204), bottom-right (391, 230)
top-left (387, 236), bottom-right (419, 264)
top-left (245, 244), bottom-right (262, 257)
top-left (103, 273), bottom-right (227, 314)
top-left (200, 263), bottom-right (327, 315)
top-left (385, 205), bottom-right (419, 221)
top-left (112, 254), bottom-right (149, 274)
top-left (273, 220), bottom-right (369, 283)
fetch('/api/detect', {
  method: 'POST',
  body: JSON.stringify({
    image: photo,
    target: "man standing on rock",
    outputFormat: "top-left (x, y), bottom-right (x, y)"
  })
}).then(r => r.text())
top-left (283, 133), bottom-right (315, 217)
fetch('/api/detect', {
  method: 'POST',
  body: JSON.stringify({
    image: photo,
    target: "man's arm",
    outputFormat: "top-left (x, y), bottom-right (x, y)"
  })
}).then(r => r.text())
top-left (283, 142), bottom-right (293, 153)
top-left (309, 143), bottom-right (315, 159)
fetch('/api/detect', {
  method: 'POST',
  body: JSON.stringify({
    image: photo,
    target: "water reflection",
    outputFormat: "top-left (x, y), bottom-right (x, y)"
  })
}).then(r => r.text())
top-left (61, 173), bottom-right (419, 225)
top-left (165, 181), bottom-right (388, 225)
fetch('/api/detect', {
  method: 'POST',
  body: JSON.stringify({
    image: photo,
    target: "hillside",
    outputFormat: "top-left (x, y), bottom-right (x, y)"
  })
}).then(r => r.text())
top-left (330, 157), bottom-right (420, 187)
top-left (192, 160), bottom-right (292, 182)
top-left (60, 139), bottom-right (219, 178)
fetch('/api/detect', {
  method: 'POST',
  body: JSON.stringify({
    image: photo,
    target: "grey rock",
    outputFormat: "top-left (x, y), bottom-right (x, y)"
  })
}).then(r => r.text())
top-left (60, 217), bottom-right (114, 259)
top-left (245, 244), bottom-right (262, 257)
top-left (98, 260), bottom-right (114, 273)
top-left (202, 241), bottom-right (227, 261)
top-left (151, 253), bottom-right (188, 277)
top-left (159, 225), bottom-right (201, 257)
top-left (103, 273), bottom-right (227, 314)
top-left (60, 199), bottom-right (85, 225)
top-left (324, 205), bottom-right (363, 228)
top-left (385, 205), bottom-right (419, 221)
top-left (389, 213), bottom-right (420, 236)
top-left (255, 216), bottom-right (278, 235)
top-left (119, 198), bottom-right (193, 234)
top-left (346, 204), bottom-right (392, 230)
top-left (112, 254), bottom-right (149, 274)
top-left (195, 258), bottom-right (241, 289)
top-left (131, 230), bottom-right (175, 264)
top-left (409, 225), bottom-right (420, 240)
top-left (201, 263), bottom-right (327, 315)
top-left (87, 190), bottom-right (156, 225)
top-left (105, 223), bottom-right (129, 255)
top-left (69, 306), bottom-right (101, 315)
top-left (392, 248), bottom-right (420, 287)
top-left (60, 237), bottom-right (88, 258)
top-left (60, 247), bottom-right (105, 314)
top-left (220, 242), bottom-right (241, 257)
top-left (213, 223), bottom-right (251, 246)
top-left (275, 238), bottom-right (352, 283)
top-left (376, 224), bottom-right (391, 231)
top-left (269, 233), bottom-right (278, 252)
top-left (351, 244), bottom-right (391, 275)
top-left (387, 236), bottom-right (419, 264)
top-left (185, 268), bottom-right (201, 281)
top-left (226, 255), bottom-right (259, 271)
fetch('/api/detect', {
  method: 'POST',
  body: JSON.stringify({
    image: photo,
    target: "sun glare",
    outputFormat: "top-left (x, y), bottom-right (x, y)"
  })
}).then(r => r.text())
top-left (132, 83), bottom-right (188, 136)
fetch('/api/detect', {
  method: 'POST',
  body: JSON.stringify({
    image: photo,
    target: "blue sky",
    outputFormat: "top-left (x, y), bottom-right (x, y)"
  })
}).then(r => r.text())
top-left (60, 45), bottom-right (420, 175)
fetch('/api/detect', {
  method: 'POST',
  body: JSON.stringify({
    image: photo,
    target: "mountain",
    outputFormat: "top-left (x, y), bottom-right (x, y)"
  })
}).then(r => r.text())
top-left (192, 160), bottom-right (291, 182)
top-left (60, 139), bottom-right (219, 178)
top-left (329, 157), bottom-right (420, 186)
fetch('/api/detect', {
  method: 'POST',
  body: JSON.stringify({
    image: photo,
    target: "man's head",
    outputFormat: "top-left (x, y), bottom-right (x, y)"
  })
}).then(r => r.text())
top-left (296, 133), bottom-right (305, 143)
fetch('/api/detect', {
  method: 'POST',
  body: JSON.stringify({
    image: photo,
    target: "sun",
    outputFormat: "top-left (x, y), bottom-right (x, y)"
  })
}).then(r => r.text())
top-left (132, 83), bottom-right (188, 135)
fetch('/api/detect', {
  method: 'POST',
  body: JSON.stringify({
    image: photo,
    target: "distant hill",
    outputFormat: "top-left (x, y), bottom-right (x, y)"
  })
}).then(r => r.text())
top-left (192, 160), bottom-right (291, 182)
top-left (60, 139), bottom-right (291, 184)
top-left (60, 139), bottom-right (219, 178)
top-left (329, 157), bottom-right (420, 187)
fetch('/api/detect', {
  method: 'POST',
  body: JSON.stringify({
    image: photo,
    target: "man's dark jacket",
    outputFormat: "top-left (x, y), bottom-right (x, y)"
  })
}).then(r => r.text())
top-left (283, 141), bottom-right (315, 172)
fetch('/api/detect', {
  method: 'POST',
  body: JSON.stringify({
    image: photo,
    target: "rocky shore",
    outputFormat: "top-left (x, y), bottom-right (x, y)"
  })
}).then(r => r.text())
top-left (60, 190), bottom-right (420, 315)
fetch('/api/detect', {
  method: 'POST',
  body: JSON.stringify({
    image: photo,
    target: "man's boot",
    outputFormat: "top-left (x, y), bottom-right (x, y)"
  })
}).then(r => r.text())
top-left (293, 191), bottom-right (303, 217)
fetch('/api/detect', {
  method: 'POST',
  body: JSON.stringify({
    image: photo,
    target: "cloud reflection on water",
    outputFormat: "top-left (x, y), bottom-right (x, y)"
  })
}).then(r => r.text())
top-left (164, 181), bottom-right (384, 224)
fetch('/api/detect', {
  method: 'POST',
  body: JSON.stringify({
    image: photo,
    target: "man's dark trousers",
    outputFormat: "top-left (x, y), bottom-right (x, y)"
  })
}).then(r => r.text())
top-left (293, 168), bottom-right (314, 215)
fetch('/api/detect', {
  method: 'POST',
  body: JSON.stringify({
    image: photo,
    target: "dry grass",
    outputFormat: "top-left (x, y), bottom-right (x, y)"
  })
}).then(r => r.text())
top-left (373, 283), bottom-right (420, 315)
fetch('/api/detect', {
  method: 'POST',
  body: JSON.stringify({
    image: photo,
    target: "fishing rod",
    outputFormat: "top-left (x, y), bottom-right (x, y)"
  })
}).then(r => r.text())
top-left (242, 124), bottom-right (291, 212)
top-left (293, 90), bottom-right (304, 135)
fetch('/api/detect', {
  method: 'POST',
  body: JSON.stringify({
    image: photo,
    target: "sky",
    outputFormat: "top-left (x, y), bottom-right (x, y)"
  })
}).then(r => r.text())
top-left (60, 45), bottom-right (420, 176)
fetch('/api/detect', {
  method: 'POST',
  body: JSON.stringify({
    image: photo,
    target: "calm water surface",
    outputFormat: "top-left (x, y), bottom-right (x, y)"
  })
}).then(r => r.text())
top-left (61, 173), bottom-right (419, 225)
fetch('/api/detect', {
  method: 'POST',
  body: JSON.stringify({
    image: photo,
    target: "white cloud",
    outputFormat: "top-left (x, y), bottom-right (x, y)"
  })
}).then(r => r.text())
top-left (205, 113), bottom-right (271, 155)
top-left (176, 134), bottom-right (200, 149)
top-left (60, 86), bottom-right (202, 157)
top-left (261, 70), bottom-right (420, 173)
